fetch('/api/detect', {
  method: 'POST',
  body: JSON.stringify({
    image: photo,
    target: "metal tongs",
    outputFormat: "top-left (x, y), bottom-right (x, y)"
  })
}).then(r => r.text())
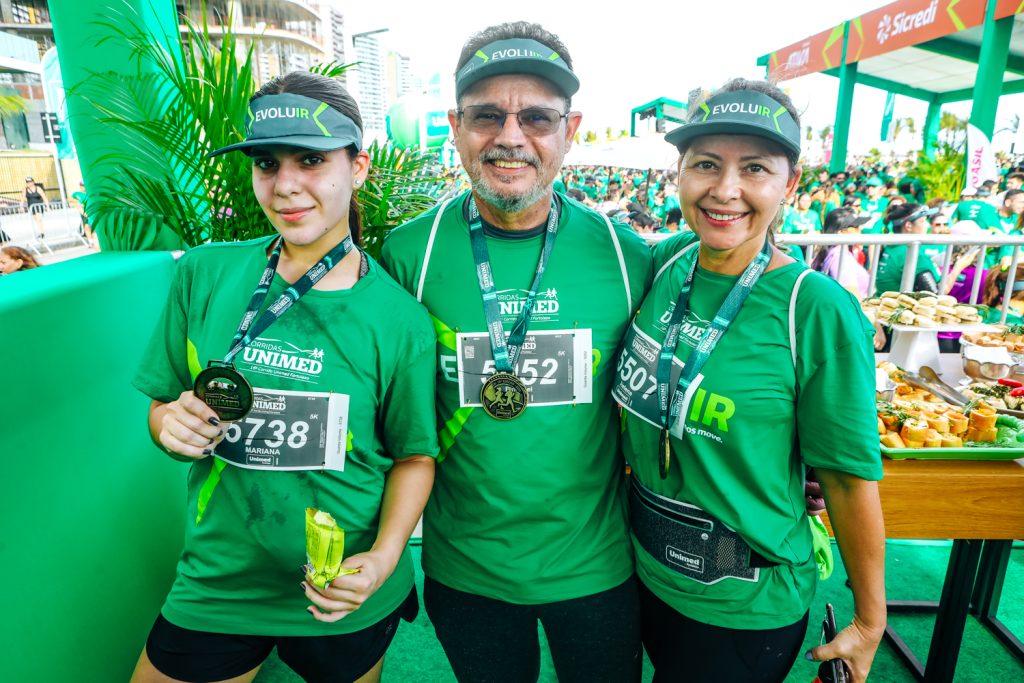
top-left (904, 366), bottom-right (1024, 419)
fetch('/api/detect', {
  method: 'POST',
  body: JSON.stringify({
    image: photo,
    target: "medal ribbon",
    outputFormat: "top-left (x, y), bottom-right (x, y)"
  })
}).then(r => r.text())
top-left (468, 195), bottom-right (560, 373)
top-left (222, 234), bottom-right (355, 364)
top-left (657, 238), bottom-right (772, 437)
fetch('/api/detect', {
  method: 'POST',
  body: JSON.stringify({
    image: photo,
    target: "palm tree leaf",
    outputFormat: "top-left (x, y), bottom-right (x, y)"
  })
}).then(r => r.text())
top-left (80, 1), bottom-right (445, 250)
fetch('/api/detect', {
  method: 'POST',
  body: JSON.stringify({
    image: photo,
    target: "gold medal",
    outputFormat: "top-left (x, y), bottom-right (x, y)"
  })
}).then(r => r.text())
top-left (481, 372), bottom-right (528, 420)
top-left (659, 429), bottom-right (671, 479)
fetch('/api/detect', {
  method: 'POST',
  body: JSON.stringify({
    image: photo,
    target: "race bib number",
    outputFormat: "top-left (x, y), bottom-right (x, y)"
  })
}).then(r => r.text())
top-left (214, 388), bottom-right (348, 471)
top-left (613, 322), bottom-right (695, 430)
top-left (456, 328), bottom-right (593, 407)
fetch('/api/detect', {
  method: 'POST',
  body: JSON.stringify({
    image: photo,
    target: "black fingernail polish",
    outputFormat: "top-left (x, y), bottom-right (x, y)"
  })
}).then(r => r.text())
top-left (208, 436), bottom-right (215, 444)
top-left (300, 582), bottom-right (307, 592)
top-left (202, 449), bottom-right (213, 456)
top-left (218, 429), bottom-right (224, 436)
top-left (208, 417), bottom-right (221, 426)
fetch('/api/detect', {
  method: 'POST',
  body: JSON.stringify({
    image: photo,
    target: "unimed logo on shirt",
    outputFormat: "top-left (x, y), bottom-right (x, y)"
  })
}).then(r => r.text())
top-left (241, 337), bottom-right (325, 382)
top-left (497, 287), bottom-right (560, 323)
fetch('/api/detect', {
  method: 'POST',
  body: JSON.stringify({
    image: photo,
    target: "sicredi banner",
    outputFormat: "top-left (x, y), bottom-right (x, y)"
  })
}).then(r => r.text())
top-left (847, 0), bottom-right (986, 63)
top-left (995, 0), bottom-right (1024, 19)
top-left (766, 24), bottom-right (844, 82)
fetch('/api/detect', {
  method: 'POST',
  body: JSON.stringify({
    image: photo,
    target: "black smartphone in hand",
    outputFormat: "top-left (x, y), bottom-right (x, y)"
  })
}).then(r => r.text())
top-left (818, 603), bottom-right (851, 683)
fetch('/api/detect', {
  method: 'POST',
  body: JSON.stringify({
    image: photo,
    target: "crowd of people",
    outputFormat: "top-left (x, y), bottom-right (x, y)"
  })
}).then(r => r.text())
top-left (776, 162), bottom-right (1024, 326)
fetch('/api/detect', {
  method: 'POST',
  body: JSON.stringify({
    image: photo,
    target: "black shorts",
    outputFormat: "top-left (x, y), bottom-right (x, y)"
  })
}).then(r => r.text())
top-left (145, 587), bottom-right (418, 683)
top-left (424, 575), bottom-right (642, 683)
top-left (639, 581), bottom-right (808, 683)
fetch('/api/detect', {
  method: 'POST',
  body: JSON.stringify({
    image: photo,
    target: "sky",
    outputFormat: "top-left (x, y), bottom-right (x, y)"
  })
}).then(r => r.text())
top-left (332, 0), bottom-right (1024, 158)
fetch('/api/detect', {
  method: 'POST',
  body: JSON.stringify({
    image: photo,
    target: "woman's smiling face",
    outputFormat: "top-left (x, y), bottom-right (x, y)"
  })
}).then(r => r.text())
top-left (678, 134), bottom-right (799, 268)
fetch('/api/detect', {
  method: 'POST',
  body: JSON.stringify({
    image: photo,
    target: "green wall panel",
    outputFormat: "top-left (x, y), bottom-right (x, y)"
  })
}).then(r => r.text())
top-left (0, 252), bottom-right (186, 682)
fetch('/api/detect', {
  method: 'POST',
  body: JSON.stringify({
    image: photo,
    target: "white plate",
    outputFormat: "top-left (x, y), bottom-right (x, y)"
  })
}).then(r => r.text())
top-left (886, 323), bottom-right (997, 333)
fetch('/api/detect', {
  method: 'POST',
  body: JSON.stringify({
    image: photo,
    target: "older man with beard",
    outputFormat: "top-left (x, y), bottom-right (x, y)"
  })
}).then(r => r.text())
top-left (380, 21), bottom-right (652, 683)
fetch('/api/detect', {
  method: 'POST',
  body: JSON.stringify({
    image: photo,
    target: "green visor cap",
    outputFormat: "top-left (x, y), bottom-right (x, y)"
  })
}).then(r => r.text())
top-left (209, 93), bottom-right (362, 157)
top-left (665, 90), bottom-right (800, 158)
top-left (455, 38), bottom-right (579, 98)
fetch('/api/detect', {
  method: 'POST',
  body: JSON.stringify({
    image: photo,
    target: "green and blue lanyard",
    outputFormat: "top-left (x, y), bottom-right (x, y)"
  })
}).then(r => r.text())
top-left (222, 234), bottom-right (355, 365)
top-left (655, 238), bottom-right (771, 478)
top-left (468, 196), bottom-right (559, 374)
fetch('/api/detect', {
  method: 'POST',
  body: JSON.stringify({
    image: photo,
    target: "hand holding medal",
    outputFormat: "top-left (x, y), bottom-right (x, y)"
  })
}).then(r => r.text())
top-left (155, 390), bottom-right (226, 459)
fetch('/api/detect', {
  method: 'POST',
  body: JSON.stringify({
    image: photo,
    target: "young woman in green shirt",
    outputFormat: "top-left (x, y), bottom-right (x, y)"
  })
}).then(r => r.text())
top-left (130, 72), bottom-right (438, 683)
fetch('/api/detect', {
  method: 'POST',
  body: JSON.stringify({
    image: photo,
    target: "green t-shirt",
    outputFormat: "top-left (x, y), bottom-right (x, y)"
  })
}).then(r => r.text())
top-left (133, 236), bottom-right (439, 636)
top-left (859, 216), bottom-right (888, 235)
top-left (617, 234), bottom-right (882, 628)
top-left (781, 208), bottom-right (821, 234)
top-left (861, 196), bottom-right (889, 217)
top-left (381, 192), bottom-right (653, 603)
top-left (71, 190), bottom-right (88, 214)
top-left (953, 200), bottom-right (999, 229)
top-left (994, 212), bottom-right (1017, 235)
top-left (984, 305), bottom-right (1024, 325)
top-left (874, 244), bottom-right (940, 295)
top-left (921, 243), bottom-right (949, 270)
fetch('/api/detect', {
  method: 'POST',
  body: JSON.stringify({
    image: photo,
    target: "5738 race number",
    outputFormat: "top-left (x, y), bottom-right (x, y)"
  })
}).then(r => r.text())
top-left (214, 389), bottom-right (348, 471)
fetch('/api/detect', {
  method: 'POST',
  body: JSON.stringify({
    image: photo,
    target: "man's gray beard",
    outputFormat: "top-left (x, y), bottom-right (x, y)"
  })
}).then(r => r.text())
top-left (473, 178), bottom-right (549, 214)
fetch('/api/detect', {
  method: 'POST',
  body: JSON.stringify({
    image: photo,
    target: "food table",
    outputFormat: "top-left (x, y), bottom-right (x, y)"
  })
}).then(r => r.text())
top-left (823, 353), bottom-right (1024, 682)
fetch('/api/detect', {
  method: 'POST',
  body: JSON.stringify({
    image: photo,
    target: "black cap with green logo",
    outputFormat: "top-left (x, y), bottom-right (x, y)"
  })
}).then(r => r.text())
top-left (455, 38), bottom-right (579, 98)
top-left (209, 93), bottom-right (362, 157)
top-left (665, 90), bottom-right (801, 158)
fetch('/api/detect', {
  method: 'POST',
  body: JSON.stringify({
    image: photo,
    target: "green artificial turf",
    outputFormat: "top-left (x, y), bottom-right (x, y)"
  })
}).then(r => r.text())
top-left (255, 542), bottom-right (1024, 682)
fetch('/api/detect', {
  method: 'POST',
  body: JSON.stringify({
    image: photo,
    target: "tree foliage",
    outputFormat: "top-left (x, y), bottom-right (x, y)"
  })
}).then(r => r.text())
top-left (77, 1), bottom-right (445, 255)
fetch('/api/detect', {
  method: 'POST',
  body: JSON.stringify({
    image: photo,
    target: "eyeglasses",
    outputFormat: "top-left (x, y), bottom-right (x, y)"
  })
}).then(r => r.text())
top-left (458, 105), bottom-right (569, 136)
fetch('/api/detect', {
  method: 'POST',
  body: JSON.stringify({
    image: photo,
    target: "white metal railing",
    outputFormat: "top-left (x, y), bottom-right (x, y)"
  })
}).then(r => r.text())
top-left (644, 232), bottom-right (1024, 324)
top-left (0, 200), bottom-right (88, 255)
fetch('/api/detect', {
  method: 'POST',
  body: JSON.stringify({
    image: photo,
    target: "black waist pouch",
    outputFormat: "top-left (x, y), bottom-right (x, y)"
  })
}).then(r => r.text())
top-left (629, 476), bottom-right (776, 585)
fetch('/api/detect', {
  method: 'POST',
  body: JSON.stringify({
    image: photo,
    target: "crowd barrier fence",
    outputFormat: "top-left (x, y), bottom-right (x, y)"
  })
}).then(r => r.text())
top-left (0, 199), bottom-right (89, 254)
top-left (647, 232), bottom-right (1024, 322)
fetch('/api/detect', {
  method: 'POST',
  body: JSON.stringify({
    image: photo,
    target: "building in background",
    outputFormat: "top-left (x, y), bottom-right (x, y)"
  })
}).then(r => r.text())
top-left (178, 1), bottom-right (328, 83)
top-left (0, 1), bottom-right (331, 85)
top-left (324, 6), bottom-right (348, 87)
top-left (0, 28), bottom-right (44, 150)
top-left (352, 29), bottom-right (386, 134)
top-left (0, 3), bottom-right (429, 144)
top-left (386, 50), bottom-right (420, 103)
top-left (0, 1), bottom-right (55, 59)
